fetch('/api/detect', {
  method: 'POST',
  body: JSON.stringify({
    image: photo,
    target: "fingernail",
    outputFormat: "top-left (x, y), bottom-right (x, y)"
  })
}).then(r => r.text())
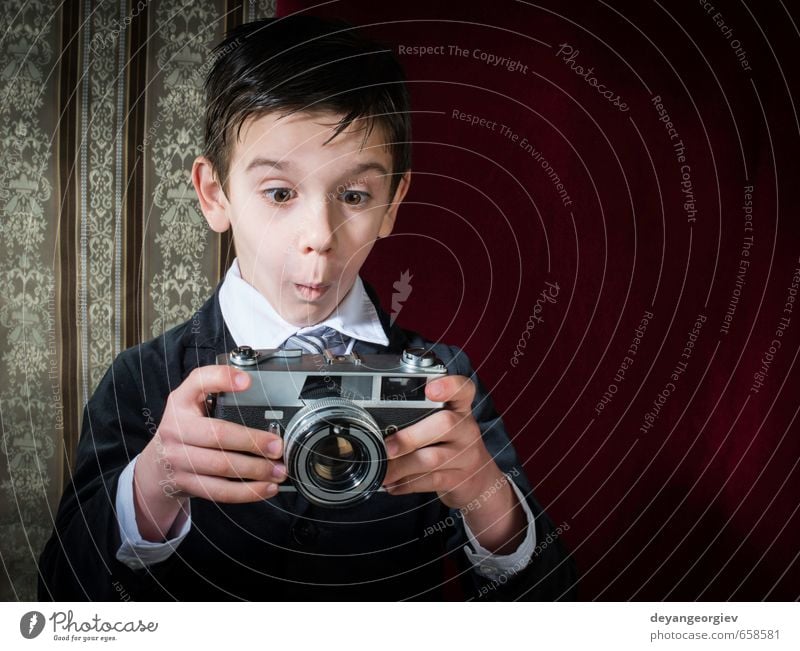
top-left (385, 440), bottom-right (398, 457)
top-left (235, 372), bottom-right (248, 389)
top-left (429, 383), bottom-right (442, 399)
top-left (265, 483), bottom-right (278, 496)
top-left (272, 463), bottom-right (287, 480)
top-left (267, 440), bottom-right (282, 457)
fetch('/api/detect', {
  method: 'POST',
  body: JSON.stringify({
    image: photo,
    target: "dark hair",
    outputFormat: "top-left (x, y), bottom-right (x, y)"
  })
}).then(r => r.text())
top-left (203, 15), bottom-right (412, 199)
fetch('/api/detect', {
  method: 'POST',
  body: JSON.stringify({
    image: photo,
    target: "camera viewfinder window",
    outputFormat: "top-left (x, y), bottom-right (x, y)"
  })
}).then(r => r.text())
top-left (380, 376), bottom-right (427, 401)
top-left (299, 375), bottom-right (372, 400)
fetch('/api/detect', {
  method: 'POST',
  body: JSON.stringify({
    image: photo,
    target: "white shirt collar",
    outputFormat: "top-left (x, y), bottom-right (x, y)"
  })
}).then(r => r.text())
top-left (218, 258), bottom-right (389, 350)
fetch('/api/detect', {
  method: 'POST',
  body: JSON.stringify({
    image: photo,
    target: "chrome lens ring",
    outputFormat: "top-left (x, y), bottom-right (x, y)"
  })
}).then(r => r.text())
top-left (284, 399), bottom-right (387, 508)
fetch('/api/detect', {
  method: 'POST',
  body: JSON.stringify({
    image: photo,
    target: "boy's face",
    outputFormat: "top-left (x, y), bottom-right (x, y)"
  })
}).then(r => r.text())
top-left (194, 110), bottom-right (410, 327)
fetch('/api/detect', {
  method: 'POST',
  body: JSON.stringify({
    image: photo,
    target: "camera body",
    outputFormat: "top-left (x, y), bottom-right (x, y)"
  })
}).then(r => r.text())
top-left (210, 345), bottom-right (447, 508)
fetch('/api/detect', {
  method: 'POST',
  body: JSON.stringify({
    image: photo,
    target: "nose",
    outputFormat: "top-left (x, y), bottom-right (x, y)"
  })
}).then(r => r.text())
top-left (297, 197), bottom-right (335, 255)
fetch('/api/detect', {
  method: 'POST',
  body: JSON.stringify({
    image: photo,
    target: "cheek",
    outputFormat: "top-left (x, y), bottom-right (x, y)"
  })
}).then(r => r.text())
top-left (340, 238), bottom-right (376, 274)
top-left (243, 216), bottom-right (296, 255)
top-left (339, 211), bottom-right (384, 243)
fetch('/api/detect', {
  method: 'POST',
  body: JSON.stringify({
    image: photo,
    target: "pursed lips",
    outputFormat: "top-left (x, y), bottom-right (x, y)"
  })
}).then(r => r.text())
top-left (294, 282), bottom-right (331, 300)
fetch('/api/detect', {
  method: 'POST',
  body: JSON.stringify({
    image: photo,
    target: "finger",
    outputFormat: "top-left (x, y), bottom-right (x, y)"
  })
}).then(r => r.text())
top-left (171, 365), bottom-right (252, 411)
top-left (178, 416), bottom-right (283, 459)
top-left (180, 473), bottom-right (279, 503)
top-left (425, 374), bottom-right (475, 417)
top-left (178, 445), bottom-right (288, 483)
top-left (384, 409), bottom-right (465, 458)
top-left (383, 444), bottom-right (461, 486)
top-left (384, 469), bottom-right (463, 495)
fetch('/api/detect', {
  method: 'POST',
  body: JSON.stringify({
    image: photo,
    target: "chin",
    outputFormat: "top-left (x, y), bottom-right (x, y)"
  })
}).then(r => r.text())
top-left (289, 305), bottom-right (330, 326)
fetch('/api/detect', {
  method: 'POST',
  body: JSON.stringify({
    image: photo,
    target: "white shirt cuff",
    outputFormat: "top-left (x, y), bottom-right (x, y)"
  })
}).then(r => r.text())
top-left (463, 474), bottom-right (537, 581)
top-left (115, 454), bottom-right (192, 570)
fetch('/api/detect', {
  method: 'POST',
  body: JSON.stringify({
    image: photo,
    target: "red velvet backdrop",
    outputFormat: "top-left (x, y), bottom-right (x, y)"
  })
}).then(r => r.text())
top-left (278, 0), bottom-right (800, 600)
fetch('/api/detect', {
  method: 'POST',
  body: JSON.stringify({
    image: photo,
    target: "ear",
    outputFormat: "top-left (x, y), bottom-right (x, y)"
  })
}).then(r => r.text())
top-left (378, 170), bottom-right (411, 239)
top-left (192, 155), bottom-right (231, 233)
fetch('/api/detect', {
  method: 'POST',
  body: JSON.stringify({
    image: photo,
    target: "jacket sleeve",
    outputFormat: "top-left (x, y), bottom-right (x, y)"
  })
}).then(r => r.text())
top-left (443, 345), bottom-right (579, 601)
top-left (37, 351), bottom-right (176, 600)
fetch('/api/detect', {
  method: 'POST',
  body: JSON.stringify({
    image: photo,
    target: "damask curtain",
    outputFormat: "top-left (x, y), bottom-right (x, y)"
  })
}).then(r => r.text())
top-left (0, 0), bottom-right (277, 601)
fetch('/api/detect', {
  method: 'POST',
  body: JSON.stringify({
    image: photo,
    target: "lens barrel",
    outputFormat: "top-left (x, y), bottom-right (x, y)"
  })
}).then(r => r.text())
top-left (283, 398), bottom-right (387, 508)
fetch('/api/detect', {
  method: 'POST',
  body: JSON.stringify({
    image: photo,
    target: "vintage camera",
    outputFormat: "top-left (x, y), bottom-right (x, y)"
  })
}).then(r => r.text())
top-left (210, 345), bottom-right (447, 508)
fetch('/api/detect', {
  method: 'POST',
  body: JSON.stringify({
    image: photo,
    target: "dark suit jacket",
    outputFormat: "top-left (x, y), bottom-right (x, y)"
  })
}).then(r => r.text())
top-left (38, 280), bottom-right (578, 601)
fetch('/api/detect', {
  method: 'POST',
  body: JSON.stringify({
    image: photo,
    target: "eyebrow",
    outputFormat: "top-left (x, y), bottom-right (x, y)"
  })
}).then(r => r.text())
top-left (244, 158), bottom-right (390, 179)
top-left (340, 161), bottom-right (390, 179)
top-left (245, 158), bottom-right (289, 174)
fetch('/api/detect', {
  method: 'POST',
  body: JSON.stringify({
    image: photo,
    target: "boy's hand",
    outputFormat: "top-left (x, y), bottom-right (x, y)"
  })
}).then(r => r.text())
top-left (382, 375), bottom-right (502, 509)
top-left (382, 375), bottom-right (528, 554)
top-left (133, 366), bottom-right (286, 541)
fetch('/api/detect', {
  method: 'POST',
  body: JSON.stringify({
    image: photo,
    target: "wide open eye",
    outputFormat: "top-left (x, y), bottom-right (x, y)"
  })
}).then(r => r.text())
top-left (263, 187), bottom-right (295, 204)
top-left (341, 190), bottom-right (370, 206)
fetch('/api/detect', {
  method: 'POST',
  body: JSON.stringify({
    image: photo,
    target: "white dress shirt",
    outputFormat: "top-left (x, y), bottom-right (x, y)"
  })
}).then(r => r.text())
top-left (116, 259), bottom-right (537, 581)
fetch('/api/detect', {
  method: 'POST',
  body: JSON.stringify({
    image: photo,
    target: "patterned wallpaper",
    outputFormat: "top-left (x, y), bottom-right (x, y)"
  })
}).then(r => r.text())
top-left (0, 0), bottom-right (59, 605)
top-left (0, 0), bottom-right (277, 602)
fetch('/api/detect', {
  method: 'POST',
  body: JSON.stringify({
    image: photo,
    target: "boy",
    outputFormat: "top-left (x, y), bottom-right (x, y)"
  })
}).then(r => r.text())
top-left (38, 15), bottom-right (577, 600)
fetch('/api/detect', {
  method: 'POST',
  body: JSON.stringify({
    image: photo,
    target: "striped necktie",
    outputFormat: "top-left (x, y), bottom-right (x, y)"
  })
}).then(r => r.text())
top-left (281, 325), bottom-right (352, 355)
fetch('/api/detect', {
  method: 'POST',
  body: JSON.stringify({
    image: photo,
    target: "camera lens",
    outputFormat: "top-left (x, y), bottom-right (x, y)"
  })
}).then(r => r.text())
top-left (284, 399), bottom-right (386, 508)
top-left (309, 430), bottom-right (357, 482)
